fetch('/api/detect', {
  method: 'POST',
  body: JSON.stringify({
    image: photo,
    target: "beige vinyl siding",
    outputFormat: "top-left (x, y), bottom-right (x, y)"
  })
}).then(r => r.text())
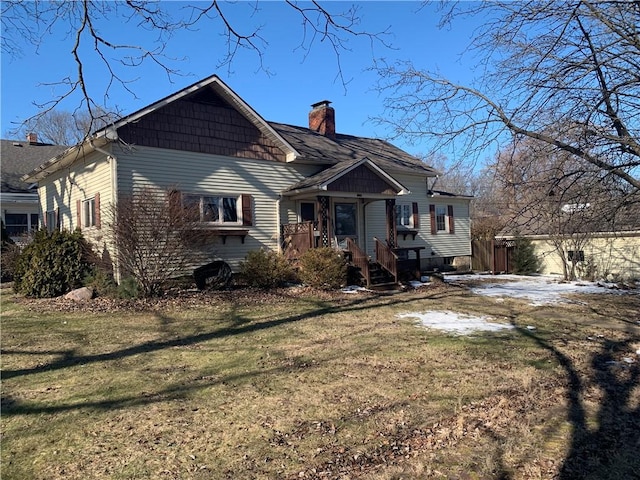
top-left (114, 145), bottom-right (314, 270)
top-left (529, 233), bottom-right (640, 280)
top-left (363, 174), bottom-right (471, 261)
top-left (38, 149), bottom-right (113, 247)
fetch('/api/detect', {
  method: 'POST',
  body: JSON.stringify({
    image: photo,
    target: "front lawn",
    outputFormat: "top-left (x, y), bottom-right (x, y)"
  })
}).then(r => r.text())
top-left (2, 282), bottom-right (638, 479)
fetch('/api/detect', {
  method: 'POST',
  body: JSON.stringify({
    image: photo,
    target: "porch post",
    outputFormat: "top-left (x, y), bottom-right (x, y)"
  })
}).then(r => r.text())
top-left (318, 195), bottom-right (330, 247)
top-left (386, 198), bottom-right (397, 248)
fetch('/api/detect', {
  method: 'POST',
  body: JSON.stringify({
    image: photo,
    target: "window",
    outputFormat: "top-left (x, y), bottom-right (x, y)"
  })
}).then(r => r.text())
top-left (300, 202), bottom-right (316, 223)
top-left (436, 206), bottom-right (447, 231)
top-left (4, 213), bottom-right (38, 236)
top-left (395, 204), bottom-right (411, 227)
top-left (430, 204), bottom-right (454, 235)
top-left (45, 210), bottom-right (59, 232)
top-left (568, 250), bottom-right (585, 262)
top-left (184, 194), bottom-right (244, 224)
top-left (83, 198), bottom-right (96, 227)
top-left (77, 193), bottom-right (100, 229)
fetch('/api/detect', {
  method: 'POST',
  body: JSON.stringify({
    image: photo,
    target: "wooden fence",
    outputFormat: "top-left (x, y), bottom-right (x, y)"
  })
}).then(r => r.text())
top-left (472, 239), bottom-right (515, 273)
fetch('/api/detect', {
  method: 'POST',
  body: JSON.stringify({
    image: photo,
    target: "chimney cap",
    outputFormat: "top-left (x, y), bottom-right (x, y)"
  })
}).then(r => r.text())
top-left (311, 100), bottom-right (332, 109)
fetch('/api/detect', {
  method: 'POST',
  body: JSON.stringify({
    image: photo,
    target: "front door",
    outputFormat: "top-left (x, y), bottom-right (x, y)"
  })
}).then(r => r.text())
top-left (334, 202), bottom-right (358, 247)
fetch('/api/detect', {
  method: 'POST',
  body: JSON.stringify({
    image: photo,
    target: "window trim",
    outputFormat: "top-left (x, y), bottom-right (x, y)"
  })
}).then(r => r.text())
top-left (183, 193), bottom-right (250, 226)
top-left (430, 204), bottom-right (455, 235)
top-left (395, 204), bottom-right (412, 228)
top-left (4, 213), bottom-right (39, 237)
top-left (83, 197), bottom-right (97, 227)
top-left (45, 209), bottom-right (59, 233)
top-left (435, 205), bottom-right (447, 232)
top-left (77, 193), bottom-right (101, 229)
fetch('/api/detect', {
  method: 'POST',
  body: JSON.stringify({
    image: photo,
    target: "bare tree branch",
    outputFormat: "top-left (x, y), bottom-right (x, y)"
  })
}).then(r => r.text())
top-left (2, 1), bottom-right (391, 137)
top-left (374, 0), bottom-right (640, 194)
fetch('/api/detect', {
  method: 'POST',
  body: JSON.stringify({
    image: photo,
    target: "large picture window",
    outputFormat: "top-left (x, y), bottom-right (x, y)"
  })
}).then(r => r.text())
top-left (184, 194), bottom-right (240, 224)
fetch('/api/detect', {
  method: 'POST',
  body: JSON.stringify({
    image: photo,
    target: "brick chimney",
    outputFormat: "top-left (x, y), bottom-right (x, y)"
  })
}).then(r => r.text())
top-left (26, 132), bottom-right (38, 144)
top-left (309, 100), bottom-right (335, 140)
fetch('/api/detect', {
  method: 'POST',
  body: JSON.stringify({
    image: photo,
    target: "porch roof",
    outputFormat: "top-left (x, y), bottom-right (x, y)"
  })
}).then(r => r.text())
top-left (282, 157), bottom-right (410, 198)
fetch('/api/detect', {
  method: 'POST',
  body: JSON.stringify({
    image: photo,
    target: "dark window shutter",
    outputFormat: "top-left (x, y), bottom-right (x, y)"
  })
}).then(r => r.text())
top-left (94, 193), bottom-right (101, 229)
top-left (55, 208), bottom-right (60, 230)
top-left (242, 194), bottom-right (253, 226)
top-left (76, 199), bottom-right (82, 228)
top-left (412, 202), bottom-right (420, 229)
top-left (429, 204), bottom-right (436, 235)
top-left (168, 189), bottom-right (182, 217)
top-left (448, 205), bottom-right (455, 234)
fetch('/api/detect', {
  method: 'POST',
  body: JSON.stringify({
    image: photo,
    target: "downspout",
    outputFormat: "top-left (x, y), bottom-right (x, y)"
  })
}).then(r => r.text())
top-left (275, 195), bottom-right (282, 253)
top-left (90, 138), bottom-right (120, 282)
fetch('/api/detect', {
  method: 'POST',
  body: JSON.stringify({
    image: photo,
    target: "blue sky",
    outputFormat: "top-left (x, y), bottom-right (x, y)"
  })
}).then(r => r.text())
top-left (1, 2), bottom-right (481, 156)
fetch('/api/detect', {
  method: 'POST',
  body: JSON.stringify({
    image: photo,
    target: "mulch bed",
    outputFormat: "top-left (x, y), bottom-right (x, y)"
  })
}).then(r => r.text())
top-left (11, 282), bottom-right (460, 314)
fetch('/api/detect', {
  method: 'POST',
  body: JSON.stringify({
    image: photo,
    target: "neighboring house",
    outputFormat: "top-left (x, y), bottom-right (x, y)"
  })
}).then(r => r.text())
top-left (496, 206), bottom-right (640, 281)
top-left (22, 75), bottom-right (472, 285)
top-left (1, 135), bottom-right (67, 243)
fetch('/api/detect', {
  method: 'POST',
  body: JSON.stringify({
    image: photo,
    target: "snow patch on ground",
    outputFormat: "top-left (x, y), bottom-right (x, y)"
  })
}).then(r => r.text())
top-left (397, 274), bottom-right (638, 334)
top-left (341, 285), bottom-right (372, 294)
top-left (397, 310), bottom-right (513, 335)
top-left (445, 274), bottom-right (635, 306)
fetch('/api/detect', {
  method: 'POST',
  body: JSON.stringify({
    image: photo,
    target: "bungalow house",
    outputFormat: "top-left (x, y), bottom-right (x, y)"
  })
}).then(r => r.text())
top-left (22, 75), bottom-right (472, 286)
top-left (1, 135), bottom-right (67, 243)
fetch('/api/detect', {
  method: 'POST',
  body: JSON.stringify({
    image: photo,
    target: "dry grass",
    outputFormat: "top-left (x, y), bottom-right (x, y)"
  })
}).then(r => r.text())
top-left (1, 282), bottom-right (639, 479)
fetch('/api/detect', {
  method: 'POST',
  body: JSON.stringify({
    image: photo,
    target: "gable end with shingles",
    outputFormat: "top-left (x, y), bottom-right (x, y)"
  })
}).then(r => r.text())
top-left (117, 86), bottom-right (289, 162)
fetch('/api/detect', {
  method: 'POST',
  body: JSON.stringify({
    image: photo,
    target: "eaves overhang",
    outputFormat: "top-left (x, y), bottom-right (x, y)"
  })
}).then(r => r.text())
top-left (21, 136), bottom-right (111, 183)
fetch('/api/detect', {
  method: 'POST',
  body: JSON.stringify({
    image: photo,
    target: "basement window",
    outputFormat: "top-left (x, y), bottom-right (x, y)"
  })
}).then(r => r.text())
top-left (568, 250), bottom-right (585, 262)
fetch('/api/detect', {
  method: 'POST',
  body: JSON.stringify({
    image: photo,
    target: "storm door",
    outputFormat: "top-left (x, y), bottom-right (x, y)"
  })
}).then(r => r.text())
top-left (334, 202), bottom-right (358, 247)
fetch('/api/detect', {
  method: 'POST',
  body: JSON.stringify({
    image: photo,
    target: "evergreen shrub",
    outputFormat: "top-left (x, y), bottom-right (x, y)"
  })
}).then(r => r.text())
top-left (13, 230), bottom-right (96, 298)
top-left (298, 247), bottom-right (347, 290)
top-left (512, 235), bottom-right (541, 275)
top-left (238, 249), bottom-right (296, 288)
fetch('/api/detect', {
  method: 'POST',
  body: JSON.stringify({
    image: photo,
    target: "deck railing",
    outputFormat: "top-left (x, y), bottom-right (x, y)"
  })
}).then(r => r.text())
top-left (345, 237), bottom-right (371, 286)
top-left (374, 237), bottom-right (398, 283)
top-left (281, 221), bottom-right (315, 260)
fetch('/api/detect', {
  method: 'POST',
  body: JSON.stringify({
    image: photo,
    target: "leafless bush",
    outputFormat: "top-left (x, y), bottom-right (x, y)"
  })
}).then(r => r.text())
top-left (109, 187), bottom-right (208, 296)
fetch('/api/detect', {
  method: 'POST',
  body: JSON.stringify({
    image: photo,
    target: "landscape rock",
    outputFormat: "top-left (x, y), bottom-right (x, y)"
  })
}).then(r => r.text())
top-left (64, 287), bottom-right (94, 302)
top-left (193, 261), bottom-right (232, 290)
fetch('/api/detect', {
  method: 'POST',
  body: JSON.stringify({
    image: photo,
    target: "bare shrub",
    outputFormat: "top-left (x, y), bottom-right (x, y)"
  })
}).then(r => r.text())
top-left (109, 188), bottom-right (207, 297)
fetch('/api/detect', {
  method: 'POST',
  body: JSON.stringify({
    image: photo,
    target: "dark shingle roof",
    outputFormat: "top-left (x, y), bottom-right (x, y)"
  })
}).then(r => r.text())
top-left (270, 122), bottom-right (438, 176)
top-left (1, 140), bottom-right (68, 192)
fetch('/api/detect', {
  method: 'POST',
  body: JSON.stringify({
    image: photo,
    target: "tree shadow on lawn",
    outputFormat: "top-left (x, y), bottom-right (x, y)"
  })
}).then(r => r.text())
top-left (512, 322), bottom-right (640, 479)
top-left (1, 288), bottom-right (449, 381)
top-left (1, 291), bottom-right (443, 416)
